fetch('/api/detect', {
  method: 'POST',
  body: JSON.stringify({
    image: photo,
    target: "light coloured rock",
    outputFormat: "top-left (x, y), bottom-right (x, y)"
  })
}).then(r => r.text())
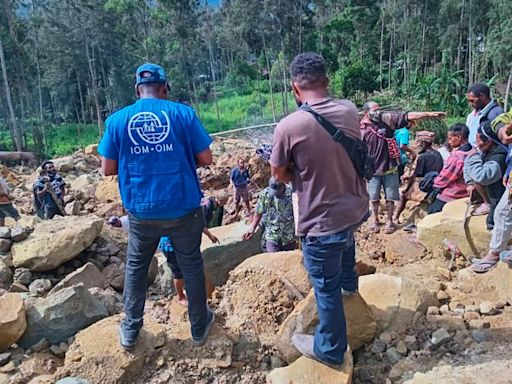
top-left (95, 177), bottom-right (121, 203)
top-left (275, 289), bottom-right (377, 363)
top-left (267, 350), bottom-right (353, 384)
top-left (0, 228), bottom-right (10, 239)
top-left (0, 293), bottom-right (26, 352)
top-left (417, 198), bottom-right (490, 257)
top-left (52, 157), bottom-right (74, 173)
top-left (50, 262), bottom-right (107, 295)
top-left (431, 328), bottom-right (451, 346)
top-left (88, 287), bottom-right (123, 316)
top-left (479, 301), bottom-right (497, 315)
top-left (84, 144), bottom-right (98, 156)
top-left (359, 273), bottom-right (438, 332)
top-left (12, 216), bottom-right (103, 272)
top-left (19, 284), bottom-right (108, 348)
top-left (68, 175), bottom-right (94, 192)
top-left (201, 221), bottom-right (263, 287)
top-left (28, 279), bottom-right (52, 295)
top-left (64, 201), bottom-right (82, 216)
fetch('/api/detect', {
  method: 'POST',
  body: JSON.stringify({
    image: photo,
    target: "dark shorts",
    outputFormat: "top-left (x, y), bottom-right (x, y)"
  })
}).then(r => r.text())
top-left (265, 240), bottom-right (297, 253)
top-left (0, 203), bottom-right (20, 220)
top-left (234, 185), bottom-right (250, 204)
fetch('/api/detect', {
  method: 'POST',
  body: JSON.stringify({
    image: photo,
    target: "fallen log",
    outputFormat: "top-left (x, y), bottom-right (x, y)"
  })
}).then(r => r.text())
top-left (0, 151), bottom-right (37, 162)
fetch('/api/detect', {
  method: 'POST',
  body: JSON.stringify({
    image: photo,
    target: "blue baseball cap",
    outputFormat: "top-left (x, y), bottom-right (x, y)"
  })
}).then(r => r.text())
top-left (135, 63), bottom-right (168, 86)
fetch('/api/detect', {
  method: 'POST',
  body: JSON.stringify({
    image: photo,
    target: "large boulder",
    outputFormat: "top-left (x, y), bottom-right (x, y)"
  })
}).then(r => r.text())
top-left (0, 293), bottom-right (26, 352)
top-left (11, 216), bottom-right (103, 272)
top-left (417, 198), bottom-right (490, 257)
top-left (267, 350), bottom-right (353, 384)
top-left (52, 157), bottom-right (74, 173)
top-left (358, 273), bottom-right (438, 332)
top-left (57, 315), bottom-right (165, 384)
top-left (275, 289), bottom-right (377, 363)
top-left (95, 177), bottom-right (121, 203)
top-left (68, 175), bottom-right (94, 192)
top-left (455, 263), bottom-right (512, 304)
top-left (49, 262), bottom-right (107, 295)
top-left (201, 222), bottom-right (262, 287)
top-left (19, 284), bottom-right (108, 348)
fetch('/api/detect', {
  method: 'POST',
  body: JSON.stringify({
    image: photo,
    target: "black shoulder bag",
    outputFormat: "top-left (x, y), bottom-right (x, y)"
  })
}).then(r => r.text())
top-left (300, 104), bottom-right (375, 180)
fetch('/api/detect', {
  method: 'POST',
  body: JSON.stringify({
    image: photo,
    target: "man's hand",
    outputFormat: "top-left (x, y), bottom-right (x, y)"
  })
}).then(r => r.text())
top-left (407, 111), bottom-right (446, 121)
top-left (207, 233), bottom-right (219, 244)
top-left (466, 148), bottom-right (478, 157)
top-left (466, 185), bottom-right (475, 195)
top-left (499, 123), bottom-right (512, 144)
top-left (242, 231), bottom-right (254, 241)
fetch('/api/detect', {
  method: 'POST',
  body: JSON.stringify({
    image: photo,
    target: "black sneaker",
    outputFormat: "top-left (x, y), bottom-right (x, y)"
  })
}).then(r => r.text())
top-left (192, 309), bottom-right (215, 347)
top-left (118, 326), bottom-right (136, 351)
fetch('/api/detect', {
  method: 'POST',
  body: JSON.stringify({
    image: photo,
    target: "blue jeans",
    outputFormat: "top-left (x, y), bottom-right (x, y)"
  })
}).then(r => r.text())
top-left (123, 208), bottom-right (207, 341)
top-left (301, 228), bottom-right (357, 365)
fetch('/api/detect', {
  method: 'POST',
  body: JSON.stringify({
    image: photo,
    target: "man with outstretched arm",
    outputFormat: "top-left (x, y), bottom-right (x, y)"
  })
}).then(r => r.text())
top-left (270, 52), bottom-right (368, 369)
top-left (98, 63), bottom-right (214, 351)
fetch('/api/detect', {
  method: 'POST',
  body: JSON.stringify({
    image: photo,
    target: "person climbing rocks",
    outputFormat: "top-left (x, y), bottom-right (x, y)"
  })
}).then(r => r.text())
top-left (427, 124), bottom-right (473, 214)
top-left (202, 191), bottom-right (228, 228)
top-left (394, 130), bottom-right (444, 230)
top-left (0, 176), bottom-right (20, 226)
top-left (242, 177), bottom-right (296, 252)
top-left (99, 62), bottom-right (214, 351)
top-left (230, 158), bottom-right (251, 218)
top-left (33, 160), bottom-right (66, 219)
top-left (463, 121), bottom-right (507, 230)
top-left (361, 102), bottom-right (445, 234)
top-left (270, 52), bottom-right (368, 369)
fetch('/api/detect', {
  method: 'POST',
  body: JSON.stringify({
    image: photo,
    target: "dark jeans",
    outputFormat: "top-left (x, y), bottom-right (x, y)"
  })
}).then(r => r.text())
top-left (45, 205), bottom-right (64, 219)
top-left (161, 250), bottom-right (183, 279)
top-left (301, 228), bottom-right (357, 365)
top-left (427, 197), bottom-right (446, 214)
top-left (265, 240), bottom-right (296, 253)
top-left (123, 208), bottom-right (207, 341)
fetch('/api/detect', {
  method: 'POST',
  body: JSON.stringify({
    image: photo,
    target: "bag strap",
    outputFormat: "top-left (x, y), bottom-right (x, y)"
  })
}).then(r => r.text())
top-left (299, 104), bottom-right (354, 149)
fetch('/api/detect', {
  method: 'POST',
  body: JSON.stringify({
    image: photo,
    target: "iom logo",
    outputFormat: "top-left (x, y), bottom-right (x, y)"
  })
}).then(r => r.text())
top-left (128, 111), bottom-right (170, 146)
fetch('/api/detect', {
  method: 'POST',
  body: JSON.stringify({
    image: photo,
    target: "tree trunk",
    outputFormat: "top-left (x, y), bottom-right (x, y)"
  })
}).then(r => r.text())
top-left (76, 71), bottom-right (86, 124)
top-left (0, 151), bottom-right (36, 162)
top-left (0, 35), bottom-right (23, 151)
top-left (85, 41), bottom-right (103, 136)
top-left (263, 35), bottom-right (277, 123)
top-left (379, 13), bottom-right (384, 90)
top-left (505, 71), bottom-right (512, 112)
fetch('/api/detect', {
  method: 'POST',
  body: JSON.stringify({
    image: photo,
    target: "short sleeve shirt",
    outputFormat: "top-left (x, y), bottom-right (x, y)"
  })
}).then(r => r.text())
top-left (230, 168), bottom-right (250, 187)
top-left (414, 149), bottom-right (444, 177)
top-left (98, 98), bottom-right (212, 219)
top-left (270, 98), bottom-right (369, 237)
top-left (34, 174), bottom-right (65, 208)
top-left (394, 128), bottom-right (410, 164)
top-left (255, 185), bottom-right (295, 245)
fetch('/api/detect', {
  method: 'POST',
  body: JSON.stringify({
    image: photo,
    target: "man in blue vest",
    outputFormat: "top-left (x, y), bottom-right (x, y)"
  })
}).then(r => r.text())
top-left (98, 63), bottom-right (214, 351)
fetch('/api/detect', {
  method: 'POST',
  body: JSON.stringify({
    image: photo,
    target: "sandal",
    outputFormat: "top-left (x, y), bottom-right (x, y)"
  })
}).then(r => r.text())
top-left (370, 221), bottom-right (380, 233)
top-left (472, 203), bottom-right (490, 216)
top-left (499, 250), bottom-right (512, 266)
top-left (384, 223), bottom-right (396, 234)
top-left (472, 258), bottom-right (499, 273)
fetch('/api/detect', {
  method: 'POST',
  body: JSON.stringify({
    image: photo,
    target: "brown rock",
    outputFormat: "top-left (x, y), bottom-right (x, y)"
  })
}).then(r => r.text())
top-left (0, 293), bottom-right (27, 352)
top-left (267, 350), bottom-right (353, 384)
top-left (50, 262), bottom-right (107, 295)
top-left (275, 289), bottom-right (377, 363)
top-left (95, 177), bottom-right (121, 203)
top-left (84, 144), bottom-right (99, 156)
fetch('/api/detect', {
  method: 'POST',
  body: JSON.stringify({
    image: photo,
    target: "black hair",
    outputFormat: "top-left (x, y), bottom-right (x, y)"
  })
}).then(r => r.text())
top-left (289, 52), bottom-right (327, 89)
top-left (468, 83), bottom-right (490, 98)
top-left (41, 160), bottom-right (53, 170)
top-left (477, 121), bottom-right (499, 143)
top-left (448, 123), bottom-right (470, 140)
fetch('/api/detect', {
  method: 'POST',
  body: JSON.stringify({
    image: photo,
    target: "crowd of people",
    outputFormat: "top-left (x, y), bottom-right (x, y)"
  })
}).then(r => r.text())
top-left (1, 53), bottom-right (509, 372)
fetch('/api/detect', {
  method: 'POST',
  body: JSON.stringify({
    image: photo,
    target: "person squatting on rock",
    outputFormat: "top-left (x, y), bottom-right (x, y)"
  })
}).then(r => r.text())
top-left (98, 63), bottom-right (214, 351)
top-left (427, 124), bottom-right (473, 214)
top-left (33, 160), bottom-right (66, 219)
top-left (0, 176), bottom-right (20, 226)
top-left (472, 112), bottom-right (512, 273)
top-left (230, 158), bottom-right (252, 218)
top-left (393, 130), bottom-right (444, 229)
top-left (360, 101), bottom-right (444, 234)
top-left (270, 52), bottom-right (368, 369)
top-left (202, 191), bottom-right (228, 228)
top-left (466, 82), bottom-right (504, 147)
top-left (242, 177), bottom-right (296, 252)
top-left (463, 121), bottom-right (507, 230)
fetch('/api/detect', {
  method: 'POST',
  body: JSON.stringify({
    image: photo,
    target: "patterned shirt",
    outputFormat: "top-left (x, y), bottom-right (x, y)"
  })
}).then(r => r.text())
top-left (256, 185), bottom-right (295, 245)
top-left (34, 173), bottom-right (65, 208)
